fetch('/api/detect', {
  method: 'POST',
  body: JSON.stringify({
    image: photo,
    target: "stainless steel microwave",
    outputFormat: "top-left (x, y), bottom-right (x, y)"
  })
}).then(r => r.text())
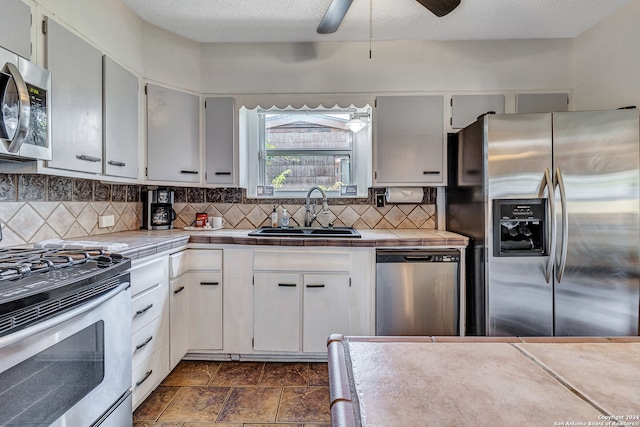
top-left (0, 46), bottom-right (51, 161)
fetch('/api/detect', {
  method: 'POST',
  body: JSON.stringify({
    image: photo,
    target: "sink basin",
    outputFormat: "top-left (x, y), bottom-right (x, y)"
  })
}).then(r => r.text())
top-left (248, 226), bottom-right (361, 238)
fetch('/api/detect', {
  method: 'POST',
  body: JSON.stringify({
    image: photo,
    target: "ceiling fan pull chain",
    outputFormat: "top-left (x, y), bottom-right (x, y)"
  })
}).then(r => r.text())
top-left (369, 0), bottom-right (373, 59)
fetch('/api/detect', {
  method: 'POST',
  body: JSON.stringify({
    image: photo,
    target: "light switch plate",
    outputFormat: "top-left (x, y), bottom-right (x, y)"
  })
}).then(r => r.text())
top-left (98, 215), bottom-right (115, 228)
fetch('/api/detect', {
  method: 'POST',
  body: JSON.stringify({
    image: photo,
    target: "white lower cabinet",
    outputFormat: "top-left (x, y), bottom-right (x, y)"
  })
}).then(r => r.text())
top-left (169, 275), bottom-right (189, 369)
top-left (189, 271), bottom-right (223, 351)
top-left (252, 250), bottom-right (357, 355)
top-left (253, 273), bottom-right (301, 352)
top-left (129, 255), bottom-right (170, 410)
top-left (303, 274), bottom-right (350, 353)
top-left (169, 249), bottom-right (223, 367)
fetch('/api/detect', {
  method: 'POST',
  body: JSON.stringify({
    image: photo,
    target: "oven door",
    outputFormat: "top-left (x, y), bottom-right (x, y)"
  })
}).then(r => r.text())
top-left (0, 282), bottom-right (132, 427)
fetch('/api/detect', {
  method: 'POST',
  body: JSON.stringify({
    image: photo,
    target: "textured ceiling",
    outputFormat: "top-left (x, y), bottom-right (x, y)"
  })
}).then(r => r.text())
top-left (122, 0), bottom-right (629, 44)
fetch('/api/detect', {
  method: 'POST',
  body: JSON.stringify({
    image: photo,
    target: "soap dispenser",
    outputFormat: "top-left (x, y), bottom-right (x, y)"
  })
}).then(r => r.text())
top-left (280, 208), bottom-right (290, 228)
top-left (271, 205), bottom-right (278, 228)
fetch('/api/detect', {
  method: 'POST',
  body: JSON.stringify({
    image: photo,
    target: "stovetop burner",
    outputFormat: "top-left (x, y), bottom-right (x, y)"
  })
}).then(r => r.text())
top-left (0, 247), bottom-right (131, 335)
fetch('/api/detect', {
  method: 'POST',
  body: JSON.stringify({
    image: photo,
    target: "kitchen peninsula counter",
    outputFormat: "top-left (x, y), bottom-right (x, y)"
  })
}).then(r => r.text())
top-left (66, 228), bottom-right (468, 259)
top-left (327, 335), bottom-right (640, 427)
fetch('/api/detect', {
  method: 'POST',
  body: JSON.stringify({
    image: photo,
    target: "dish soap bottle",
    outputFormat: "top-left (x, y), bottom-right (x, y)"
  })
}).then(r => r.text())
top-left (271, 205), bottom-right (278, 228)
top-left (280, 208), bottom-right (290, 228)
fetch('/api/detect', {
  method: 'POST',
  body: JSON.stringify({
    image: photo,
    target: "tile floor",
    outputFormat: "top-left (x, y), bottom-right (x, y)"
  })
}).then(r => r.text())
top-left (133, 360), bottom-right (331, 427)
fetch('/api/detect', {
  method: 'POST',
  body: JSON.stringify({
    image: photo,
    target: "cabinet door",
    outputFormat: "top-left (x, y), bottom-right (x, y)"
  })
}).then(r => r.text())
top-left (303, 274), bottom-right (350, 353)
top-left (516, 93), bottom-right (568, 114)
top-left (146, 84), bottom-right (200, 182)
top-left (103, 55), bottom-right (139, 178)
top-left (253, 273), bottom-right (300, 352)
top-left (450, 94), bottom-right (505, 129)
top-left (205, 97), bottom-right (235, 185)
top-left (188, 272), bottom-right (223, 351)
top-left (169, 277), bottom-right (189, 369)
top-left (0, 0), bottom-right (31, 58)
top-left (45, 18), bottom-right (103, 173)
top-left (374, 96), bottom-right (444, 185)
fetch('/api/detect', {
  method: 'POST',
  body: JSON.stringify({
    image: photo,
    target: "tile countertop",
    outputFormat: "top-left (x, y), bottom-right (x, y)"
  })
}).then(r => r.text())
top-left (327, 335), bottom-right (640, 427)
top-left (59, 228), bottom-right (469, 259)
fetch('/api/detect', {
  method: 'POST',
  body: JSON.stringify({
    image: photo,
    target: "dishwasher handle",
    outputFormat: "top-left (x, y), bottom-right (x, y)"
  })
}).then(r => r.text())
top-left (376, 250), bottom-right (460, 263)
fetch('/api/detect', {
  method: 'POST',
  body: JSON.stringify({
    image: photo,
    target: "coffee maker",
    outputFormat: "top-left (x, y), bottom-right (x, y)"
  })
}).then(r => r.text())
top-left (142, 189), bottom-right (177, 230)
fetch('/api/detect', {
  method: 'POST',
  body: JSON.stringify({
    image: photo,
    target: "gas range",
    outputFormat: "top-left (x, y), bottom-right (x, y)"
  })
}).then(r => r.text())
top-left (0, 247), bottom-right (131, 336)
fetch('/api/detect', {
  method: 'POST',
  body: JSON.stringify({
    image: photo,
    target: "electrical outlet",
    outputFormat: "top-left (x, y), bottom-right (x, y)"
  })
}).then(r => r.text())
top-left (375, 194), bottom-right (385, 208)
top-left (98, 215), bottom-right (115, 228)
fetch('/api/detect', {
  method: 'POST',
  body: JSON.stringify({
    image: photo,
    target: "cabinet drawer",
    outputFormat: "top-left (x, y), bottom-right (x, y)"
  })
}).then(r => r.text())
top-left (131, 283), bottom-right (165, 334)
top-left (132, 348), bottom-right (164, 409)
top-left (170, 250), bottom-right (222, 277)
top-left (131, 257), bottom-right (166, 296)
top-left (254, 250), bottom-right (350, 272)
top-left (132, 316), bottom-right (164, 370)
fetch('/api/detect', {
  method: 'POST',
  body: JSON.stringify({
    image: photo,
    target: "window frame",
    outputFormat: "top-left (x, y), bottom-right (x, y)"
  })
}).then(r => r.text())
top-left (242, 105), bottom-right (372, 199)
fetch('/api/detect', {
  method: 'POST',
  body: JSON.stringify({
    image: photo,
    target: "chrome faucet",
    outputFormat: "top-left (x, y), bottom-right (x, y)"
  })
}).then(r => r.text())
top-left (304, 186), bottom-right (329, 227)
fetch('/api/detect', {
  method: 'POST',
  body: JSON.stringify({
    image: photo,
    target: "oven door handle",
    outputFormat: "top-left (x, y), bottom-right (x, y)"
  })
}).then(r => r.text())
top-left (0, 281), bottom-right (130, 350)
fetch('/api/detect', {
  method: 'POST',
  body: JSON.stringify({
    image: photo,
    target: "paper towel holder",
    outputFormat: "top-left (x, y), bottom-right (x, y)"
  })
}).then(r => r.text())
top-left (385, 187), bottom-right (424, 204)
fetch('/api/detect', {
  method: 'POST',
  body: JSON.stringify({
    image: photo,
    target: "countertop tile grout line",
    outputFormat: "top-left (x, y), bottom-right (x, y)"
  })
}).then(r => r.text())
top-left (509, 343), bottom-right (614, 418)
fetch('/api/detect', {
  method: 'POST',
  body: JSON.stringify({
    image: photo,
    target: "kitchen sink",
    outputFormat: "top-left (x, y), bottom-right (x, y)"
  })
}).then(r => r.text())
top-left (248, 226), bottom-right (361, 238)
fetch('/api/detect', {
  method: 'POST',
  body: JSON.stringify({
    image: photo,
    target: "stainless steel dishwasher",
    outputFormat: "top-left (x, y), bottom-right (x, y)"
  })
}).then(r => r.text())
top-left (376, 249), bottom-right (460, 336)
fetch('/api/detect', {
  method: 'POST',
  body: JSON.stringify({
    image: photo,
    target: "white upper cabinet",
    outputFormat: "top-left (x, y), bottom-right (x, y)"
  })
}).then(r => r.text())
top-left (205, 97), bottom-right (235, 186)
top-left (146, 84), bottom-right (200, 183)
top-left (450, 94), bottom-right (505, 129)
top-left (45, 17), bottom-right (103, 173)
top-left (516, 93), bottom-right (569, 114)
top-left (0, 0), bottom-right (31, 58)
top-left (103, 56), bottom-right (139, 178)
top-left (374, 95), bottom-right (444, 186)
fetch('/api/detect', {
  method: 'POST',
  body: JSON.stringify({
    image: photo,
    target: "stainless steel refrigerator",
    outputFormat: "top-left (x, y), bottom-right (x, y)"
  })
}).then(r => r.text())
top-left (446, 110), bottom-right (639, 336)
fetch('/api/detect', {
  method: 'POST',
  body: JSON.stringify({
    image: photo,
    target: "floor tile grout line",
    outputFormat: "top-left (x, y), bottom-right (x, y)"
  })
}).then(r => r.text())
top-left (154, 384), bottom-right (183, 423)
top-left (214, 385), bottom-right (236, 423)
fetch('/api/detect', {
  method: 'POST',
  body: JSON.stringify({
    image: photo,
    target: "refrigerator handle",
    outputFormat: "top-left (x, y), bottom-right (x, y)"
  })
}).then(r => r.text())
top-left (554, 167), bottom-right (569, 283)
top-left (538, 168), bottom-right (557, 284)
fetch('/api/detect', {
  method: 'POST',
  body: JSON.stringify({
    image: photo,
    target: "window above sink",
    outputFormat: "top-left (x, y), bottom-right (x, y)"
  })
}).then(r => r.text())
top-left (241, 104), bottom-right (372, 199)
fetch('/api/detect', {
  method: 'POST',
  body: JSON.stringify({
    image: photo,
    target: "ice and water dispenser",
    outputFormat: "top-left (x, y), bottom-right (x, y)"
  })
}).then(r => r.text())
top-left (493, 199), bottom-right (547, 257)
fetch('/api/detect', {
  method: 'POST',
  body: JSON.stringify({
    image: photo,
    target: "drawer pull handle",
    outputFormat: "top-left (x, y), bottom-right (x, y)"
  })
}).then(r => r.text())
top-left (306, 284), bottom-right (326, 288)
top-left (77, 154), bottom-right (101, 162)
top-left (136, 370), bottom-right (153, 387)
top-left (135, 303), bottom-right (153, 317)
top-left (423, 171), bottom-right (440, 175)
top-left (214, 171), bottom-right (231, 175)
top-left (108, 160), bottom-right (126, 167)
top-left (200, 281), bottom-right (219, 286)
top-left (180, 170), bottom-right (198, 174)
top-left (278, 283), bottom-right (297, 287)
top-left (174, 286), bottom-right (185, 294)
top-left (135, 335), bottom-right (153, 351)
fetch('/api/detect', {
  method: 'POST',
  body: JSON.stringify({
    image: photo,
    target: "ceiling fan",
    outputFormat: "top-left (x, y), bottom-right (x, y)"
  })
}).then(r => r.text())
top-left (317, 0), bottom-right (461, 34)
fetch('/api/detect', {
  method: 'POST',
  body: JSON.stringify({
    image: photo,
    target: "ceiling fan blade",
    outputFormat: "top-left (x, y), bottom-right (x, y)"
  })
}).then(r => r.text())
top-left (317, 0), bottom-right (354, 34)
top-left (416, 0), bottom-right (461, 17)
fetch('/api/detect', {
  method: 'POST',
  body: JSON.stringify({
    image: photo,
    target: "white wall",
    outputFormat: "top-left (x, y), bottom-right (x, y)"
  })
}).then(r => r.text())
top-left (573, 0), bottom-right (640, 110)
top-left (199, 39), bottom-right (573, 96)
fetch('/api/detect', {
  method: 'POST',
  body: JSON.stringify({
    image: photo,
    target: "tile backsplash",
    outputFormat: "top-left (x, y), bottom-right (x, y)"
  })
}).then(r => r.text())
top-left (0, 173), bottom-right (438, 247)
